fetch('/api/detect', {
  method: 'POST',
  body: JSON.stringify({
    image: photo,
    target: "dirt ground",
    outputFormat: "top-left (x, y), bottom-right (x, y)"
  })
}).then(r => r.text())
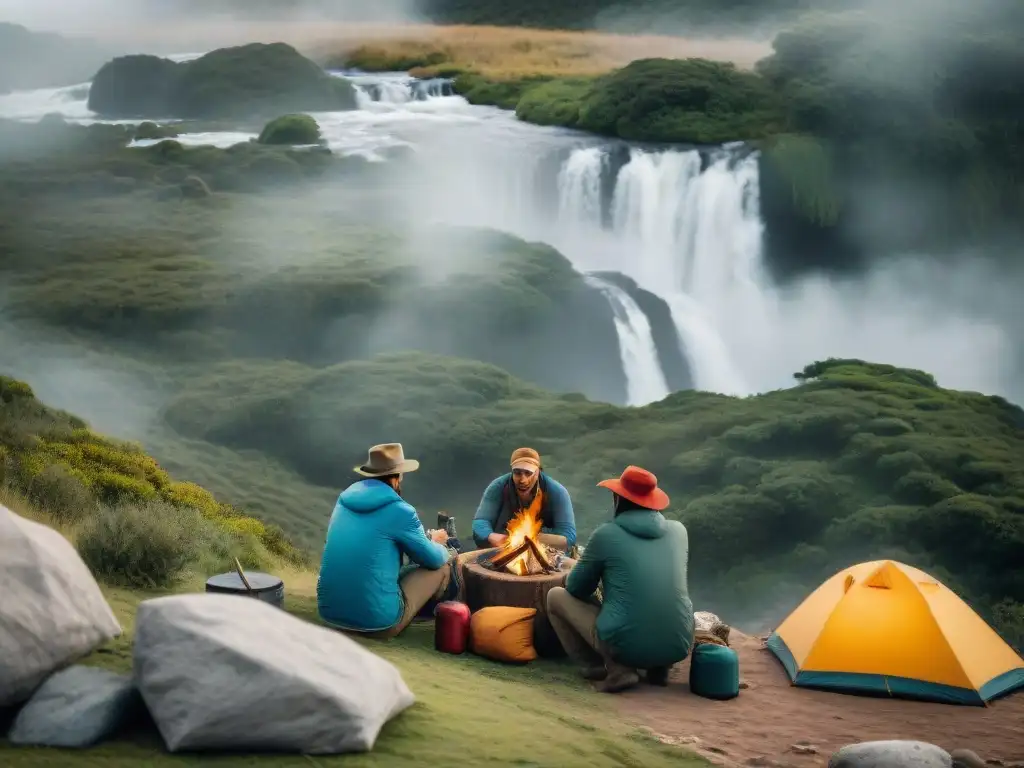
top-left (616, 632), bottom-right (1024, 767)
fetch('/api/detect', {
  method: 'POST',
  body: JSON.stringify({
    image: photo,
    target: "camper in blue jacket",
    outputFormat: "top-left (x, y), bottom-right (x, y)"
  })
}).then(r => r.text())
top-left (317, 443), bottom-right (453, 637)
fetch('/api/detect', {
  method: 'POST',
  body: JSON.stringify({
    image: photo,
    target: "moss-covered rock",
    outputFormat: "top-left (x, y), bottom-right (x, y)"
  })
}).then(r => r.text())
top-left (88, 43), bottom-right (358, 119)
top-left (257, 114), bottom-right (322, 145)
top-left (134, 121), bottom-right (180, 141)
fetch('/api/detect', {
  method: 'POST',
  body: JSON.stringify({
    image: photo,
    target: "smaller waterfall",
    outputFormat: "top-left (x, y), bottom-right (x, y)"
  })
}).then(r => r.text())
top-left (586, 276), bottom-right (670, 406)
top-left (344, 72), bottom-right (455, 107)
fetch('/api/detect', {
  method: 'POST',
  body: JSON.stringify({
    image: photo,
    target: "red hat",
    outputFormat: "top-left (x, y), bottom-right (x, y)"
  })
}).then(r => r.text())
top-left (597, 466), bottom-right (669, 511)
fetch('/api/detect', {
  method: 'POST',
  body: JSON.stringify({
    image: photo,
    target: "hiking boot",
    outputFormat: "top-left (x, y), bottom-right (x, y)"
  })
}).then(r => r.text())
top-left (597, 668), bottom-right (640, 693)
top-left (646, 666), bottom-right (670, 686)
top-left (581, 665), bottom-right (607, 681)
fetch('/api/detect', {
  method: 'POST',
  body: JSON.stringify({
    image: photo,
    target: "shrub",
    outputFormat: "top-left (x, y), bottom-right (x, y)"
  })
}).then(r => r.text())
top-left (515, 79), bottom-right (591, 127)
top-left (257, 114), bottom-right (322, 146)
top-left (25, 463), bottom-right (96, 523)
top-left (574, 58), bottom-right (784, 144)
top-left (77, 500), bottom-right (202, 589)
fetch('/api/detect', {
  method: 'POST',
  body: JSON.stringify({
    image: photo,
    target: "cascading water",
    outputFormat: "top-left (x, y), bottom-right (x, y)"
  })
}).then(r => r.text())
top-left (344, 72), bottom-right (456, 107)
top-left (2, 66), bottom-right (1013, 404)
top-left (585, 276), bottom-right (670, 406)
top-left (539, 144), bottom-right (759, 394)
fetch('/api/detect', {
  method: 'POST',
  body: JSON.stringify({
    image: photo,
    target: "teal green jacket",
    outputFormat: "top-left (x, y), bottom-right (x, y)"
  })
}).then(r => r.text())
top-left (565, 510), bottom-right (694, 669)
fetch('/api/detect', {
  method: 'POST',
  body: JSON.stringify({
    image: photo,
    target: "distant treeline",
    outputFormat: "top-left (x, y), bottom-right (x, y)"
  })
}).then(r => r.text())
top-left (415, 0), bottom-right (856, 32)
top-left (160, 0), bottom-right (859, 32)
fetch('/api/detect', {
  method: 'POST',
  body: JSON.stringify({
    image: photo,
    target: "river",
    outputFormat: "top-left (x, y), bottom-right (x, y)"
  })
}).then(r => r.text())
top-left (0, 65), bottom-right (1017, 405)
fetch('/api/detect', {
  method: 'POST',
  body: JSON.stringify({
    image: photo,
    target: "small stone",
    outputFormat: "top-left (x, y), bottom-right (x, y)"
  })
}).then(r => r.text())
top-left (830, 741), bottom-right (952, 768)
top-left (951, 750), bottom-right (989, 768)
top-left (792, 744), bottom-right (819, 755)
top-left (739, 680), bottom-right (751, 689)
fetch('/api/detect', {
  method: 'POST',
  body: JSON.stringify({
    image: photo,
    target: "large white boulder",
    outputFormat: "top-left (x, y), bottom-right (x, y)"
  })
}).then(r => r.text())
top-left (133, 593), bottom-right (415, 754)
top-left (0, 504), bottom-right (122, 706)
top-left (830, 741), bottom-right (953, 768)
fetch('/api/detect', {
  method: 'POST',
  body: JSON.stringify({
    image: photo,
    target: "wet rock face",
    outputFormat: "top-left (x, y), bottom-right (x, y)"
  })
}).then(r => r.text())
top-left (829, 741), bottom-right (953, 768)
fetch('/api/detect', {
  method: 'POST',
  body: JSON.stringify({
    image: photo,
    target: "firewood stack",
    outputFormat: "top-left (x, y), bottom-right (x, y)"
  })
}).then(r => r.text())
top-left (485, 536), bottom-right (556, 576)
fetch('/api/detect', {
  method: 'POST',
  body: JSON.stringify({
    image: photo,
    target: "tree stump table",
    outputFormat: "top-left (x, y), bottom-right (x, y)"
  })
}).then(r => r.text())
top-left (462, 550), bottom-right (576, 658)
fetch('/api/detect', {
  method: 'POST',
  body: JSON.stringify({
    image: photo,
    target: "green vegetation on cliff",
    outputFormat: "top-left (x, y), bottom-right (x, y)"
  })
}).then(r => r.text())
top-left (516, 58), bottom-right (783, 144)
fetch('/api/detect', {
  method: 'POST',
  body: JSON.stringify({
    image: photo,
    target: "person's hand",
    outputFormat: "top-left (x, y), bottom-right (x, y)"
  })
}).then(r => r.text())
top-left (487, 533), bottom-right (508, 547)
top-left (430, 529), bottom-right (449, 545)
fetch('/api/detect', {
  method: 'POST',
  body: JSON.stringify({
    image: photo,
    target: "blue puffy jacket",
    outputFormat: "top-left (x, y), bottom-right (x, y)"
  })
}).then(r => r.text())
top-left (317, 479), bottom-right (450, 632)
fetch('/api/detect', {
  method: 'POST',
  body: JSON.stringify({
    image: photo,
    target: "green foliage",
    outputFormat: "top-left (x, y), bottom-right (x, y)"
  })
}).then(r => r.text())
top-left (134, 122), bottom-right (180, 141)
top-left (159, 351), bottom-right (1024, 637)
top-left (573, 58), bottom-right (783, 144)
top-left (88, 43), bottom-right (357, 119)
top-left (759, 134), bottom-right (842, 226)
top-left (468, 59), bottom-right (784, 144)
top-left (754, 3), bottom-right (1024, 249)
top-left (339, 45), bottom-right (451, 73)
top-left (515, 79), bottom-right (592, 127)
top-left (454, 73), bottom-right (550, 110)
top-left (257, 114), bottom-right (323, 145)
top-left (0, 374), bottom-right (302, 564)
top-left (76, 500), bottom-right (204, 588)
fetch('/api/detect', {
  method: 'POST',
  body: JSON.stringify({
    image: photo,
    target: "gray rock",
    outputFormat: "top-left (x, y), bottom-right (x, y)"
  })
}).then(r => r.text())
top-left (830, 741), bottom-right (952, 768)
top-left (7, 665), bottom-right (141, 747)
top-left (950, 749), bottom-right (987, 768)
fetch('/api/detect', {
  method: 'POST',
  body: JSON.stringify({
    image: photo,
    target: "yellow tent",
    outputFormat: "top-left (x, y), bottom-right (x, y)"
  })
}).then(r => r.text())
top-left (767, 560), bottom-right (1024, 705)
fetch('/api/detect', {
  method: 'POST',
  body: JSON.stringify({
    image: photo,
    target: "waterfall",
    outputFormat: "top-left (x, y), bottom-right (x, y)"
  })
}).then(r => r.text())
top-left (343, 72), bottom-right (455, 108)
top-left (585, 276), bottom-right (670, 406)
top-left (545, 145), bottom-right (762, 395)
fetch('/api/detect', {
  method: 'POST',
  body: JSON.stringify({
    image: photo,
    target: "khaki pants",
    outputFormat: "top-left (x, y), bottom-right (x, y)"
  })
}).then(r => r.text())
top-left (546, 586), bottom-right (635, 674)
top-left (363, 564), bottom-right (451, 640)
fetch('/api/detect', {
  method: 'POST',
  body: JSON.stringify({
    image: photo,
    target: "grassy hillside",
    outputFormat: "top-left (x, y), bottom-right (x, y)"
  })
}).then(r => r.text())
top-left (159, 353), bottom-right (1024, 645)
top-left (0, 472), bottom-right (706, 767)
top-left (2, 587), bottom-right (706, 766)
top-left (0, 375), bottom-right (305, 590)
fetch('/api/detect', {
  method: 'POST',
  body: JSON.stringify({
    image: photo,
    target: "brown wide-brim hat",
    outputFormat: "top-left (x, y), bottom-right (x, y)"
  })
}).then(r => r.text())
top-left (354, 442), bottom-right (420, 478)
top-left (598, 465), bottom-right (669, 511)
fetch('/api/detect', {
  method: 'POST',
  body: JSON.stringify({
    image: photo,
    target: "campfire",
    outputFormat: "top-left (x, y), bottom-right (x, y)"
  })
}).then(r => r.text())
top-left (484, 507), bottom-right (557, 576)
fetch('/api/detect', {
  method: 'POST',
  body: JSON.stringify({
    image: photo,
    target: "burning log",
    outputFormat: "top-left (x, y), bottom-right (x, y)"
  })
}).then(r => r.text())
top-left (483, 536), bottom-right (556, 576)
top-left (488, 541), bottom-right (531, 571)
top-left (525, 536), bottom-right (553, 572)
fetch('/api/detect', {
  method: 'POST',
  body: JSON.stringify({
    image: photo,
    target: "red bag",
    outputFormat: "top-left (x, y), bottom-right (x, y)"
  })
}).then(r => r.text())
top-left (434, 601), bottom-right (471, 654)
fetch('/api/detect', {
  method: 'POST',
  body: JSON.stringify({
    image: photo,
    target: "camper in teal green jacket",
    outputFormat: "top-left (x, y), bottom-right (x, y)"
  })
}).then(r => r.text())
top-left (546, 465), bottom-right (694, 693)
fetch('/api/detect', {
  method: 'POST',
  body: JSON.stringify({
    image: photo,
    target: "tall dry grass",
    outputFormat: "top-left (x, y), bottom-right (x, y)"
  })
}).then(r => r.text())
top-left (93, 22), bottom-right (771, 79)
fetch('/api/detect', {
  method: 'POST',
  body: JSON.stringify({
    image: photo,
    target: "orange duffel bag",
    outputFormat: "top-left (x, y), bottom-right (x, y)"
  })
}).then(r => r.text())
top-left (469, 606), bottom-right (538, 663)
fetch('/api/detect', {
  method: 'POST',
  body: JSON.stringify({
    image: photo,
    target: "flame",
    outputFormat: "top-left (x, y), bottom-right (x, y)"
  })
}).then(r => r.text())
top-left (502, 506), bottom-right (542, 575)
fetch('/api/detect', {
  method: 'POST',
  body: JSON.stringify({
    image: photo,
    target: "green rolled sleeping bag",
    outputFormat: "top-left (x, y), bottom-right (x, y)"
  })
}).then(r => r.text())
top-left (688, 643), bottom-right (739, 700)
